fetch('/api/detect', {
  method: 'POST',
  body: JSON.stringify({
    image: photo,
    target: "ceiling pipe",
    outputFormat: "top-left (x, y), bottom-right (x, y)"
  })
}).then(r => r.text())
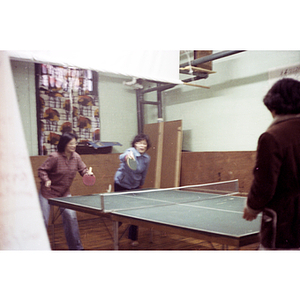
top-left (137, 50), bottom-right (245, 132)
top-left (142, 75), bottom-right (206, 94)
top-left (142, 50), bottom-right (246, 94)
top-left (180, 50), bottom-right (245, 68)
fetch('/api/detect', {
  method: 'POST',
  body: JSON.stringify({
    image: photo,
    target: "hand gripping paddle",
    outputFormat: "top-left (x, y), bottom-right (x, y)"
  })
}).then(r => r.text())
top-left (126, 156), bottom-right (137, 170)
top-left (83, 167), bottom-right (96, 186)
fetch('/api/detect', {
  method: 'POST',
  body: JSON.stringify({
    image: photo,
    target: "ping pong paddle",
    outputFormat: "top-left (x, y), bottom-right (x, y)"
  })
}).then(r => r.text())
top-left (126, 155), bottom-right (137, 170)
top-left (83, 167), bottom-right (96, 186)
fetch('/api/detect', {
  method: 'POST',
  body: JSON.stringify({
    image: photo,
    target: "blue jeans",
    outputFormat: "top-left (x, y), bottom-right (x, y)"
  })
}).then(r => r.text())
top-left (39, 192), bottom-right (84, 250)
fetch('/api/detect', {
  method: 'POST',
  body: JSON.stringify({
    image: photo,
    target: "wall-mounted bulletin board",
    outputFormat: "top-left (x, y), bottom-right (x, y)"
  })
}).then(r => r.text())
top-left (36, 63), bottom-right (100, 155)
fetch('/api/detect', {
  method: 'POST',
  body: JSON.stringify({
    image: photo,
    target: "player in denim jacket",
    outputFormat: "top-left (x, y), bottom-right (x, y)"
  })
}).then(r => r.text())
top-left (114, 134), bottom-right (151, 245)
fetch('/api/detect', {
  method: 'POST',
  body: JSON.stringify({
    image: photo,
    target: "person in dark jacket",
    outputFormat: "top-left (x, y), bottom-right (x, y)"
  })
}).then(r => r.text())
top-left (243, 78), bottom-right (300, 249)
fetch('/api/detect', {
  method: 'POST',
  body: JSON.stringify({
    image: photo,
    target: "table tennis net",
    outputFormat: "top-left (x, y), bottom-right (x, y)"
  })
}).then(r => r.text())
top-left (100, 179), bottom-right (239, 212)
top-left (176, 179), bottom-right (239, 195)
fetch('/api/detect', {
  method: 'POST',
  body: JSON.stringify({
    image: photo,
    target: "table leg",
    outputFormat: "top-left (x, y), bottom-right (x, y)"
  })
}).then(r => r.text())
top-left (113, 221), bottom-right (119, 250)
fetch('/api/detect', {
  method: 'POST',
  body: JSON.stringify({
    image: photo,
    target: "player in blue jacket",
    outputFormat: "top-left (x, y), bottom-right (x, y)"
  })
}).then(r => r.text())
top-left (114, 133), bottom-right (151, 246)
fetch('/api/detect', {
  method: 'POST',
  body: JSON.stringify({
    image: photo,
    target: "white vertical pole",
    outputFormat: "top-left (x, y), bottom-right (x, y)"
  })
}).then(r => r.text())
top-left (0, 51), bottom-right (50, 249)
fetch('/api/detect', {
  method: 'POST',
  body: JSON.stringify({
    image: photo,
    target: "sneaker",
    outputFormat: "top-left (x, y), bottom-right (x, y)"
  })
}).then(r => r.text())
top-left (131, 241), bottom-right (139, 246)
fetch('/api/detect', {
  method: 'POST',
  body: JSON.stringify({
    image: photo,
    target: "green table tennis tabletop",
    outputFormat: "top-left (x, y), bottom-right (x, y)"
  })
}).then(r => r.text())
top-left (49, 189), bottom-right (261, 250)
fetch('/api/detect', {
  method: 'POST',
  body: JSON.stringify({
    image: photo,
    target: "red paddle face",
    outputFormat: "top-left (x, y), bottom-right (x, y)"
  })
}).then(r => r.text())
top-left (83, 173), bottom-right (96, 186)
top-left (83, 167), bottom-right (96, 186)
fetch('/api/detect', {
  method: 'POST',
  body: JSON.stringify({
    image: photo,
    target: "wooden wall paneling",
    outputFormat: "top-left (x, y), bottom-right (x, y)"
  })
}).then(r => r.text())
top-left (180, 151), bottom-right (256, 194)
top-left (155, 122), bottom-right (164, 188)
top-left (194, 50), bottom-right (213, 70)
top-left (30, 153), bottom-right (120, 195)
top-left (30, 153), bottom-right (120, 224)
top-left (30, 148), bottom-right (257, 227)
top-left (144, 120), bottom-right (183, 189)
top-left (30, 155), bottom-right (45, 193)
top-left (70, 153), bottom-right (120, 196)
top-left (143, 122), bottom-right (160, 188)
top-left (160, 120), bottom-right (182, 188)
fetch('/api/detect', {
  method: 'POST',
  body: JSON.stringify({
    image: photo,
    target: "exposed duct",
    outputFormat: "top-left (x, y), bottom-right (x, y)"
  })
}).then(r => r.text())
top-left (180, 50), bottom-right (245, 69)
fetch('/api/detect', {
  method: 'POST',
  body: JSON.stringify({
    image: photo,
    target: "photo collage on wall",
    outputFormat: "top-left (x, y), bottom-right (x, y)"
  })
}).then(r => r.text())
top-left (37, 64), bottom-right (100, 155)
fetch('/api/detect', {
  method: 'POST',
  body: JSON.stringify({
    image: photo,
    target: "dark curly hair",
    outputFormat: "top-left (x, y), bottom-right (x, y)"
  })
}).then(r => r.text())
top-left (263, 78), bottom-right (300, 115)
top-left (57, 132), bottom-right (78, 153)
top-left (131, 133), bottom-right (151, 150)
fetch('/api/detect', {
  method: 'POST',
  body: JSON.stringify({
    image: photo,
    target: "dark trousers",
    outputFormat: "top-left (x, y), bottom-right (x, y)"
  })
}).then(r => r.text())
top-left (114, 182), bottom-right (138, 241)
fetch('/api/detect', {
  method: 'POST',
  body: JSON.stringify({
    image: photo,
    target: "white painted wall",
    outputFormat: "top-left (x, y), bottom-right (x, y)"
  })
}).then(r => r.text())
top-left (11, 51), bottom-right (300, 155)
top-left (11, 60), bottom-right (37, 155)
top-left (98, 74), bottom-right (139, 152)
top-left (158, 51), bottom-right (300, 151)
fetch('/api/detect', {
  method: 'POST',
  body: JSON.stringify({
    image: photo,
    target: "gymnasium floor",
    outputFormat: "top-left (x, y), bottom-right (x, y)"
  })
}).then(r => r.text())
top-left (48, 217), bottom-right (260, 251)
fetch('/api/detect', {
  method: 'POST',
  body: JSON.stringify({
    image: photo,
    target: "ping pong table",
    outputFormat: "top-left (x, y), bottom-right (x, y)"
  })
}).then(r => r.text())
top-left (48, 181), bottom-right (261, 250)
